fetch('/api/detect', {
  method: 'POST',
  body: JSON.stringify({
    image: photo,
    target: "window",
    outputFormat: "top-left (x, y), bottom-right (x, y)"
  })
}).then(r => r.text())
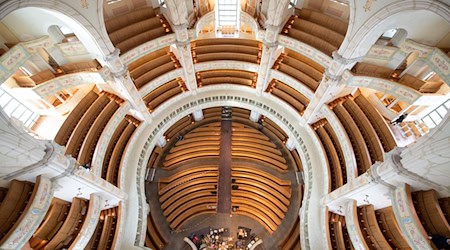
top-left (217, 0), bottom-right (239, 29)
top-left (0, 86), bottom-right (39, 128)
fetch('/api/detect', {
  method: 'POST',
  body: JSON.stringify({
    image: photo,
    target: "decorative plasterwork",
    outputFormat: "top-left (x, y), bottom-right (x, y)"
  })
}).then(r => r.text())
top-left (33, 72), bottom-right (106, 98)
top-left (278, 35), bottom-right (332, 68)
top-left (343, 71), bottom-right (422, 103)
top-left (56, 41), bottom-right (89, 57)
top-left (92, 102), bottom-right (131, 177)
top-left (0, 36), bottom-right (54, 84)
top-left (120, 34), bottom-right (177, 65)
top-left (194, 61), bottom-right (260, 73)
top-left (240, 11), bottom-right (259, 34)
top-left (0, 176), bottom-right (54, 250)
top-left (195, 11), bottom-right (215, 37)
top-left (70, 194), bottom-right (103, 249)
top-left (391, 184), bottom-right (432, 250)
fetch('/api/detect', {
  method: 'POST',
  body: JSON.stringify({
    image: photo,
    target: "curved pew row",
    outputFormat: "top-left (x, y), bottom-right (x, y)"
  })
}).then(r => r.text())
top-left (283, 8), bottom-right (348, 57)
top-left (192, 38), bottom-right (262, 64)
top-left (54, 89), bottom-right (124, 167)
top-left (29, 198), bottom-right (71, 249)
top-left (312, 119), bottom-right (346, 192)
top-left (352, 62), bottom-right (443, 93)
top-left (231, 122), bottom-right (288, 173)
top-left (280, 212), bottom-right (301, 250)
top-left (196, 69), bottom-right (257, 88)
top-left (0, 178), bottom-right (44, 245)
top-left (104, 6), bottom-right (172, 54)
top-left (42, 197), bottom-right (89, 250)
top-left (330, 93), bottom-right (396, 176)
top-left (158, 166), bottom-right (218, 230)
top-left (85, 206), bottom-right (120, 250)
top-left (273, 49), bottom-right (324, 92)
top-left (128, 47), bottom-right (181, 90)
top-left (357, 205), bottom-right (392, 249)
top-left (145, 213), bottom-right (167, 250)
top-left (266, 79), bottom-right (310, 114)
top-left (376, 207), bottom-right (410, 249)
top-left (143, 78), bottom-right (187, 113)
top-left (231, 165), bottom-right (291, 234)
top-left (328, 212), bottom-right (353, 249)
top-left (162, 123), bottom-right (221, 169)
top-left (103, 115), bottom-right (141, 187)
top-left (412, 190), bottom-right (450, 238)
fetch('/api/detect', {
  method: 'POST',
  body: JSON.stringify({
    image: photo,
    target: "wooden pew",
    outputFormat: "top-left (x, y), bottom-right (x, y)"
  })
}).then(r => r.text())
top-left (323, 123), bottom-right (346, 183)
top-left (287, 28), bottom-right (337, 56)
top-left (233, 205), bottom-right (276, 233)
top-left (354, 95), bottom-right (397, 152)
top-left (270, 87), bottom-right (305, 113)
top-left (281, 52), bottom-right (324, 80)
top-left (298, 8), bottom-right (348, 35)
top-left (352, 63), bottom-right (393, 79)
top-left (232, 184), bottom-right (288, 213)
top-left (292, 19), bottom-right (345, 47)
top-left (133, 61), bottom-right (176, 89)
top-left (44, 197), bottom-right (89, 250)
top-left (106, 122), bottom-right (137, 186)
top-left (97, 215), bottom-right (117, 249)
top-left (105, 7), bottom-right (157, 33)
top-left (146, 214), bottom-right (167, 250)
top-left (412, 190), bottom-right (450, 237)
top-left (315, 125), bottom-right (343, 191)
top-left (376, 207), bottom-right (410, 249)
top-left (161, 183), bottom-right (217, 211)
top-left (359, 205), bottom-right (392, 249)
top-left (65, 94), bottom-right (110, 159)
top-left (32, 198), bottom-right (71, 245)
top-left (78, 100), bottom-right (120, 165)
top-left (54, 91), bottom-right (98, 145)
top-left (328, 212), bottom-right (352, 250)
top-left (343, 99), bottom-right (384, 163)
top-left (169, 202), bottom-right (216, 230)
top-left (333, 104), bottom-right (372, 175)
top-left (60, 59), bottom-right (101, 74)
top-left (0, 180), bottom-right (35, 242)
top-left (102, 119), bottom-right (128, 179)
top-left (277, 63), bottom-right (319, 91)
top-left (280, 216), bottom-right (301, 250)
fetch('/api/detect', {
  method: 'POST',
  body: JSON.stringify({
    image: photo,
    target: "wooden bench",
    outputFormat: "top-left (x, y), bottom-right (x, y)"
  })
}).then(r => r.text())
top-left (323, 123), bottom-right (346, 183)
top-left (133, 61), bottom-right (176, 89)
top-left (195, 53), bottom-right (258, 64)
top-left (44, 197), bottom-right (88, 250)
top-left (355, 95), bottom-right (397, 152)
top-left (274, 81), bottom-right (310, 106)
top-left (101, 119), bottom-right (128, 179)
top-left (270, 87), bottom-right (305, 113)
top-left (333, 104), bottom-right (372, 175)
top-left (159, 171), bottom-right (218, 195)
top-left (343, 99), bottom-right (384, 163)
top-left (161, 183), bottom-right (217, 210)
top-left (352, 63), bottom-right (393, 79)
top-left (159, 177), bottom-right (218, 203)
top-left (65, 94), bottom-right (110, 158)
top-left (33, 198), bottom-right (71, 243)
top-left (328, 212), bottom-right (352, 250)
top-left (412, 190), bottom-right (450, 237)
top-left (105, 7), bottom-right (157, 33)
top-left (164, 115), bottom-right (193, 140)
top-left (78, 100), bottom-right (119, 165)
top-left (106, 122), bottom-right (137, 186)
top-left (231, 152), bottom-right (288, 172)
top-left (0, 179), bottom-right (35, 242)
top-left (233, 205), bottom-right (276, 233)
top-left (60, 60), bottom-right (101, 74)
top-left (292, 19), bottom-right (345, 48)
top-left (278, 63), bottom-right (319, 91)
top-left (146, 214), bottom-right (167, 250)
top-left (232, 184), bottom-right (288, 213)
top-left (316, 126), bottom-right (343, 191)
top-left (54, 91), bottom-right (98, 145)
top-left (232, 177), bottom-right (290, 206)
top-left (169, 200), bottom-right (217, 229)
top-left (359, 205), bottom-right (391, 249)
top-left (280, 215), bottom-right (300, 250)
top-left (287, 28), bottom-right (337, 56)
top-left (231, 172), bottom-right (291, 198)
top-left (376, 207), bottom-right (410, 249)
top-left (281, 52), bottom-right (324, 81)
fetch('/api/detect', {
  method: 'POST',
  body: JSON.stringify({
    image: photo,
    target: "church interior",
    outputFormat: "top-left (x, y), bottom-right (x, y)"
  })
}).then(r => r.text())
top-left (0, 0), bottom-right (449, 249)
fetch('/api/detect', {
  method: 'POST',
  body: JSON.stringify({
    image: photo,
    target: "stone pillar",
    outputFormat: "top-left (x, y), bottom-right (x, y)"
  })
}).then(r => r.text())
top-left (103, 49), bottom-right (151, 122)
top-left (285, 137), bottom-right (295, 151)
top-left (302, 52), bottom-right (363, 124)
top-left (165, 0), bottom-right (197, 92)
top-left (249, 110), bottom-right (261, 122)
top-left (156, 135), bottom-right (167, 148)
top-left (255, 34), bottom-right (280, 94)
top-left (192, 109), bottom-right (204, 121)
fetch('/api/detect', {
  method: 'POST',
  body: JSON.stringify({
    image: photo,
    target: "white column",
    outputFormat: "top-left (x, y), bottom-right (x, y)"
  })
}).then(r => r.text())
top-left (249, 110), bottom-right (261, 122)
top-left (193, 109), bottom-right (204, 121)
top-left (103, 49), bottom-right (151, 123)
top-left (156, 135), bottom-right (167, 148)
top-left (302, 52), bottom-right (363, 124)
top-left (285, 137), bottom-right (295, 150)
